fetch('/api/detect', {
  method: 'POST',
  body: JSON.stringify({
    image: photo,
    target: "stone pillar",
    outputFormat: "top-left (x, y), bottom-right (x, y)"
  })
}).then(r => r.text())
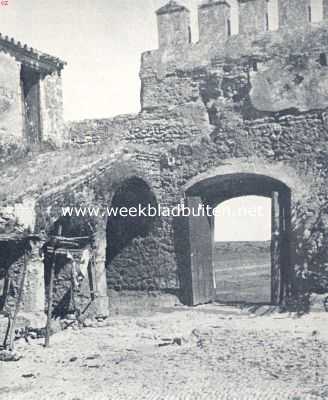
top-left (93, 227), bottom-right (110, 317)
top-left (23, 240), bottom-right (45, 314)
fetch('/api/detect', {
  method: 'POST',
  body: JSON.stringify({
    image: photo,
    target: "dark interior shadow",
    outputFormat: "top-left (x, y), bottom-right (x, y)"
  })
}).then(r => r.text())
top-left (106, 177), bottom-right (158, 264)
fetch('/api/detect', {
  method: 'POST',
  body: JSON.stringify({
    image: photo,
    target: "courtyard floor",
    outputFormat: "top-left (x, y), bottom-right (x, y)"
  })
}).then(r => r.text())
top-left (1, 305), bottom-right (328, 400)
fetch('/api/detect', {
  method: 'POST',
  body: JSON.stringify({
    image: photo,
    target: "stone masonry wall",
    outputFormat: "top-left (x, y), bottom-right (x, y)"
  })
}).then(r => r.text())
top-left (40, 71), bottom-right (66, 147)
top-left (12, 1), bottom-right (327, 306)
top-left (0, 52), bottom-right (24, 156)
top-left (66, 4), bottom-right (328, 301)
top-left (278, 0), bottom-right (310, 28)
top-left (239, 0), bottom-right (269, 35)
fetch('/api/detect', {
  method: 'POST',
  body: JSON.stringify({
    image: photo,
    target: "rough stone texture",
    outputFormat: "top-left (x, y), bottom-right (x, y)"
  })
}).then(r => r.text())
top-left (64, 3), bottom-right (328, 305)
top-left (44, 248), bottom-right (95, 319)
top-left (23, 241), bottom-right (45, 313)
top-left (309, 292), bottom-right (328, 312)
top-left (0, 52), bottom-right (24, 152)
top-left (324, 0), bottom-right (328, 20)
top-left (198, 1), bottom-right (231, 45)
top-left (156, 2), bottom-right (191, 49)
top-left (249, 56), bottom-right (328, 112)
top-left (40, 71), bottom-right (65, 147)
top-left (0, 37), bottom-right (65, 158)
top-left (93, 227), bottom-right (110, 317)
top-left (67, 114), bottom-right (134, 146)
top-left (239, 0), bottom-right (269, 35)
top-left (5, 1), bottom-right (328, 309)
top-left (278, 0), bottom-right (311, 27)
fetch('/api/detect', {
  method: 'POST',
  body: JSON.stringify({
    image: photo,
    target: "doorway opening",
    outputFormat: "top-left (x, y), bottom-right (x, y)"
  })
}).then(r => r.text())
top-left (178, 173), bottom-right (292, 306)
top-left (106, 177), bottom-right (157, 264)
top-left (213, 195), bottom-right (272, 303)
top-left (20, 65), bottom-right (42, 144)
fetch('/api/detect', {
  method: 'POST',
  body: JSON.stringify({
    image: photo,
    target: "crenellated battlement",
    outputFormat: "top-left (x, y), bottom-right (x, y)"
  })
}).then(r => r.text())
top-left (141, 0), bottom-right (328, 114)
top-left (155, 0), bottom-right (328, 51)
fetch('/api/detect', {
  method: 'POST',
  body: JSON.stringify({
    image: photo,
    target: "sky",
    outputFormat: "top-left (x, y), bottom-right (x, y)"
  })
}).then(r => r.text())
top-left (0, 0), bottom-right (240, 121)
top-left (0, 1), bottom-right (323, 121)
top-left (214, 196), bottom-right (272, 242)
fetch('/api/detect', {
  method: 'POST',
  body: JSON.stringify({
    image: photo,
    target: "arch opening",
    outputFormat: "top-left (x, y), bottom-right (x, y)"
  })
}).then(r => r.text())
top-left (106, 177), bottom-right (158, 264)
top-left (178, 173), bottom-right (292, 306)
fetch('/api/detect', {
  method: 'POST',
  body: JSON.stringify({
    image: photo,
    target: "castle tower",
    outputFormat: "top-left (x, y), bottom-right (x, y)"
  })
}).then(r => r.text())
top-left (198, 1), bottom-right (231, 45)
top-left (278, 0), bottom-right (311, 28)
top-left (156, 1), bottom-right (191, 49)
top-left (238, 0), bottom-right (269, 35)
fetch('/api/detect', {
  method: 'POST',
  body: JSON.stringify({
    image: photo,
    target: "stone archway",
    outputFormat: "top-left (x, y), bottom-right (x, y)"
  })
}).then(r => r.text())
top-left (177, 172), bottom-right (292, 306)
top-left (106, 177), bottom-right (159, 291)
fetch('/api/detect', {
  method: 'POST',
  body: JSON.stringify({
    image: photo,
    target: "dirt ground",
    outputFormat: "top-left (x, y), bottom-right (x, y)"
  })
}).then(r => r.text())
top-left (1, 305), bottom-right (328, 400)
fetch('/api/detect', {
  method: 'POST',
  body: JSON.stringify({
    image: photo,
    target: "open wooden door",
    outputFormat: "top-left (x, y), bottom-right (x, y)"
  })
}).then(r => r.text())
top-left (271, 190), bottom-right (292, 305)
top-left (279, 190), bottom-right (292, 303)
top-left (186, 196), bottom-right (214, 305)
top-left (271, 191), bottom-right (281, 304)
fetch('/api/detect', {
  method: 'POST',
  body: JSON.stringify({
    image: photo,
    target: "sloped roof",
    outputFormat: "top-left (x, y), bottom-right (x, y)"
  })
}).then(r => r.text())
top-left (0, 32), bottom-right (66, 72)
top-left (156, 1), bottom-right (189, 15)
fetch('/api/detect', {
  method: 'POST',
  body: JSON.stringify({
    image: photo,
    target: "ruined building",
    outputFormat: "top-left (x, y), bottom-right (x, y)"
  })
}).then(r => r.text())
top-left (0, 33), bottom-right (65, 154)
top-left (2, 0), bottom-right (328, 321)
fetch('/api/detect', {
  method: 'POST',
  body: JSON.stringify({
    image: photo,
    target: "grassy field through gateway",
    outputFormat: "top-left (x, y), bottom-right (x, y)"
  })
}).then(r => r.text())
top-left (214, 241), bottom-right (271, 304)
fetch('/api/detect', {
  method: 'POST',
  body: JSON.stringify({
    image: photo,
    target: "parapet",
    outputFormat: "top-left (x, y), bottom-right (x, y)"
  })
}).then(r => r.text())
top-left (155, 0), bottom-right (328, 52)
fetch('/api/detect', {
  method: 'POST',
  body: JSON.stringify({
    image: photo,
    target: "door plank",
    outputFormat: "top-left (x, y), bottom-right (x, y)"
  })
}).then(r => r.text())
top-left (186, 196), bottom-right (214, 305)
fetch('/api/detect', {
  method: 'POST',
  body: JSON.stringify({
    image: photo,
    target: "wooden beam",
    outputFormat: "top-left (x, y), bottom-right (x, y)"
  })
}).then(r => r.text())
top-left (45, 225), bottom-right (62, 348)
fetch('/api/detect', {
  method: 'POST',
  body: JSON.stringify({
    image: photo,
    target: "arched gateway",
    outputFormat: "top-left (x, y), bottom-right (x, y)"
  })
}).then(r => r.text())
top-left (176, 173), bottom-right (292, 307)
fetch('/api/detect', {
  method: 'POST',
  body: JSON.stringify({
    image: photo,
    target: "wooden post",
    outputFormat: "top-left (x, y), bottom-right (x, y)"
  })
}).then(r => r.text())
top-left (271, 191), bottom-right (281, 305)
top-left (45, 225), bottom-right (62, 348)
top-left (3, 277), bottom-right (12, 349)
top-left (8, 251), bottom-right (28, 351)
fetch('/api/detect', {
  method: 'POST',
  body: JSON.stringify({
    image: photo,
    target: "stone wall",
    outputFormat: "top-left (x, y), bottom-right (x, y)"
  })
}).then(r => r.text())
top-left (63, 17), bottom-right (328, 302)
top-left (40, 71), bottom-right (65, 147)
top-left (67, 115), bottom-right (134, 146)
top-left (0, 36), bottom-right (65, 159)
top-left (0, 52), bottom-right (24, 155)
top-left (5, 0), bottom-right (328, 310)
top-left (239, 0), bottom-right (268, 34)
top-left (324, 0), bottom-right (328, 19)
top-left (198, 1), bottom-right (231, 45)
top-left (32, 150), bottom-right (168, 308)
top-left (156, 2), bottom-right (191, 49)
top-left (278, 0), bottom-right (310, 27)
